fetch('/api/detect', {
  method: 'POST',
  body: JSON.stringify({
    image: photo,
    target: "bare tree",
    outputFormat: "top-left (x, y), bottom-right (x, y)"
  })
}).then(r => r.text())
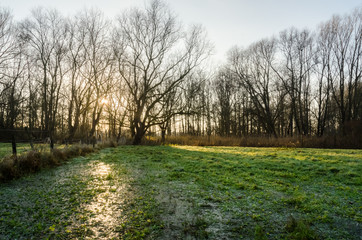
top-left (0, 7), bottom-right (15, 94)
top-left (277, 28), bottom-right (315, 136)
top-left (314, 20), bottom-right (334, 136)
top-left (19, 8), bottom-right (69, 142)
top-left (229, 38), bottom-right (285, 137)
top-left (64, 15), bottom-right (87, 141)
top-left (327, 9), bottom-right (362, 134)
top-left (114, 0), bottom-right (211, 144)
top-left (157, 81), bottom-right (180, 142)
top-left (181, 71), bottom-right (208, 135)
top-left (214, 67), bottom-right (235, 136)
top-left (79, 9), bottom-right (114, 140)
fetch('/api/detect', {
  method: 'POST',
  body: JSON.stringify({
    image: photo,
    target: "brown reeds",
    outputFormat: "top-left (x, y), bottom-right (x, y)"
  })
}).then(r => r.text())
top-left (160, 135), bottom-right (362, 149)
top-left (0, 142), bottom-right (120, 183)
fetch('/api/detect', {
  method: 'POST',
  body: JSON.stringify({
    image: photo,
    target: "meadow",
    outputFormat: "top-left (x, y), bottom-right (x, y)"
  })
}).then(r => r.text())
top-left (0, 145), bottom-right (361, 239)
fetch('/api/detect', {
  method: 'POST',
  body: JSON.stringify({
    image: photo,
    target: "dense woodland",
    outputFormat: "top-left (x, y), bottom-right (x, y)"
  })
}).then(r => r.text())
top-left (0, 1), bottom-right (361, 145)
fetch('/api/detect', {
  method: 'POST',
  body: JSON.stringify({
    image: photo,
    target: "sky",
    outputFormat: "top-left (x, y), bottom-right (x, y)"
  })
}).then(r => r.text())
top-left (2, 0), bottom-right (361, 64)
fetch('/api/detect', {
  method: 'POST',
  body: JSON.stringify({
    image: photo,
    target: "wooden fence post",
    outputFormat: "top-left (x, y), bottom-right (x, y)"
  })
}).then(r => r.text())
top-left (25, 127), bottom-right (34, 150)
top-left (50, 137), bottom-right (54, 150)
top-left (11, 134), bottom-right (17, 158)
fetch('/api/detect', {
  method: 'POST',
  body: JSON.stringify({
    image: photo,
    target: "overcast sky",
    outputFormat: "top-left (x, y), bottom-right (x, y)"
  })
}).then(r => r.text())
top-left (2, 0), bottom-right (361, 63)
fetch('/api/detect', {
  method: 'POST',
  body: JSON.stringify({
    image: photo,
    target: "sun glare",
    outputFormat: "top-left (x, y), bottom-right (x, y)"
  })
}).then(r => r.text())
top-left (100, 98), bottom-right (109, 105)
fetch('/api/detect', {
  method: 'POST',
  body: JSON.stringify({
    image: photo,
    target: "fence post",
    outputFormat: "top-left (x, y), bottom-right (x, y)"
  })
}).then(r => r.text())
top-left (11, 134), bottom-right (17, 157)
top-left (50, 137), bottom-right (54, 150)
top-left (25, 127), bottom-right (34, 150)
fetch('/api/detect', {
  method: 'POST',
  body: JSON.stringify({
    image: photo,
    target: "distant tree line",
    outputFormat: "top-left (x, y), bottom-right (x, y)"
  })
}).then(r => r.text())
top-left (0, 1), bottom-right (361, 145)
top-left (214, 8), bottom-right (362, 139)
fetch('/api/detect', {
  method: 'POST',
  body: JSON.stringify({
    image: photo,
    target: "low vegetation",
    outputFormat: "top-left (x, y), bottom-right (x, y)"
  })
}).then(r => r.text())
top-left (158, 135), bottom-right (362, 149)
top-left (0, 141), bottom-right (118, 182)
top-left (0, 145), bottom-right (360, 239)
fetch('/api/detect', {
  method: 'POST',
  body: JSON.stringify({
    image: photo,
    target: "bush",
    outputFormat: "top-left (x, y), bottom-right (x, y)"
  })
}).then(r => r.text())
top-left (18, 150), bottom-right (42, 172)
top-left (96, 140), bottom-right (118, 149)
top-left (0, 156), bottom-right (17, 181)
top-left (52, 148), bottom-right (67, 161)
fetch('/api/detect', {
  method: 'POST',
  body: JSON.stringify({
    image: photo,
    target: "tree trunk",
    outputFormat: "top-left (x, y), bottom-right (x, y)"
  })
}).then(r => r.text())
top-left (161, 128), bottom-right (166, 143)
top-left (133, 130), bottom-right (143, 145)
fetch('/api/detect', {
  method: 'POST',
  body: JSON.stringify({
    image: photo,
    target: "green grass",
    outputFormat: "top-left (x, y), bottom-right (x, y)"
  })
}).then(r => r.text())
top-left (0, 145), bottom-right (361, 239)
top-left (0, 142), bottom-right (68, 159)
top-left (0, 142), bottom-right (31, 158)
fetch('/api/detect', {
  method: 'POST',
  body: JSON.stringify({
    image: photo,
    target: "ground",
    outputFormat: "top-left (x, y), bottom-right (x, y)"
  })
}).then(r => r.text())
top-left (0, 145), bottom-right (361, 239)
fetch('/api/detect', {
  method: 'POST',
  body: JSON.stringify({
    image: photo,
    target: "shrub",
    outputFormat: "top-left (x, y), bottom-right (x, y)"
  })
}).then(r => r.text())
top-left (0, 156), bottom-right (17, 181)
top-left (18, 150), bottom-right (41, 172)
top-left (97, 140), bottom-right (118, 149)
top-left (52, 148), bottom-right (67, 161)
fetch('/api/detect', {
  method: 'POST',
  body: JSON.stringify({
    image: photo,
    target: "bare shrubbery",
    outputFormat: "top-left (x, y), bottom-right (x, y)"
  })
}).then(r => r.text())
top-left (0, 137), bottom-right (130, 182)
top-left (160, 135), bottom-right (362, 149)
top-left (0, 143), bottom-right (114, 182)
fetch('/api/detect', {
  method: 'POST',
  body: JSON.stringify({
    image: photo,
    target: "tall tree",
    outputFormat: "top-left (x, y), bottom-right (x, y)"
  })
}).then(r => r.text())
top-left (277, 28), bottom-right (315, 136)
top-left (214, 68), bottom-right (235, 136)
top-left (0, 7), bottom-right (15, 128)
top-left (114, 0), bottom-right (211, 144)
top-left (19, 8), bottom-right (69, 140)
top-left (229, 39), bottom-right (285, 137)
top-left (79, 9), bottom-right (114, 139)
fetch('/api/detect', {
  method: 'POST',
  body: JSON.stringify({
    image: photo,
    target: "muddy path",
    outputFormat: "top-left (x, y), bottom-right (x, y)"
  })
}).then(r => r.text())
top-left (0, 148), bottom-right (137, 239)
top-left (0, 146), bottom-right (225, 239)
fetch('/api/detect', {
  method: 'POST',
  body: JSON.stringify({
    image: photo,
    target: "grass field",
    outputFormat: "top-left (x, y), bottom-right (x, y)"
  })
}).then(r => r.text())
top-left (0, 145), bottom-right (361, 239)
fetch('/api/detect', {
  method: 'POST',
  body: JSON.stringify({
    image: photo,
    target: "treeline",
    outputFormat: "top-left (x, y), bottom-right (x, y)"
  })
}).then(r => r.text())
top-left (214, 9), bottom-right (362, 139)
top-left (0, 1), bottom-right (361, 145)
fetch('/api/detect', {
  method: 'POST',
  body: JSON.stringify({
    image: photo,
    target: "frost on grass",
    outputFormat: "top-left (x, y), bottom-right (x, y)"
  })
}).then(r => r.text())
top-left (81, 161), bottom-right (130, 239)
top-left (1, 146), bottom-right (361, 239)
top-left (0, 150), bottom-right (133, 239)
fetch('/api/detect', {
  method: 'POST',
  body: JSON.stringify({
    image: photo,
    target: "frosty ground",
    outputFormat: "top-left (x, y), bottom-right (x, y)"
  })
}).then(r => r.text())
top-left (0, 146), bottom-right (361, 239)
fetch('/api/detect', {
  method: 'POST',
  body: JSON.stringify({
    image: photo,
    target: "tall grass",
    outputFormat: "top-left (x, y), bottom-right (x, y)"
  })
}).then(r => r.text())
top-left (160, 135), bottom-right (361, 149)
top-left (0, 140), bottom-right (120, 182)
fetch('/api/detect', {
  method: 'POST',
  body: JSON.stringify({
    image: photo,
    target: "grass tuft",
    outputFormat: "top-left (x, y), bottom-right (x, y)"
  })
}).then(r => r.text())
top-left (285, 216), bottom-right (319, 240)
top-left (182, 217), bottom-right (208, 239)
top-left (255, 224), bottom-right (268, 240)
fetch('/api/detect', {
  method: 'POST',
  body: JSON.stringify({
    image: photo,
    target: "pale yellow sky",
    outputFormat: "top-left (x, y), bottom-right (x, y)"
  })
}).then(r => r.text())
top-left (2, 0), bottom-right (361, 63)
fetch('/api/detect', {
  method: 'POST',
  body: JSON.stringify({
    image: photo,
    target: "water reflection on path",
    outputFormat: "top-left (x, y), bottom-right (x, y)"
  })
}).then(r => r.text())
top-left (82, 161), bottom-right (130, 239)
